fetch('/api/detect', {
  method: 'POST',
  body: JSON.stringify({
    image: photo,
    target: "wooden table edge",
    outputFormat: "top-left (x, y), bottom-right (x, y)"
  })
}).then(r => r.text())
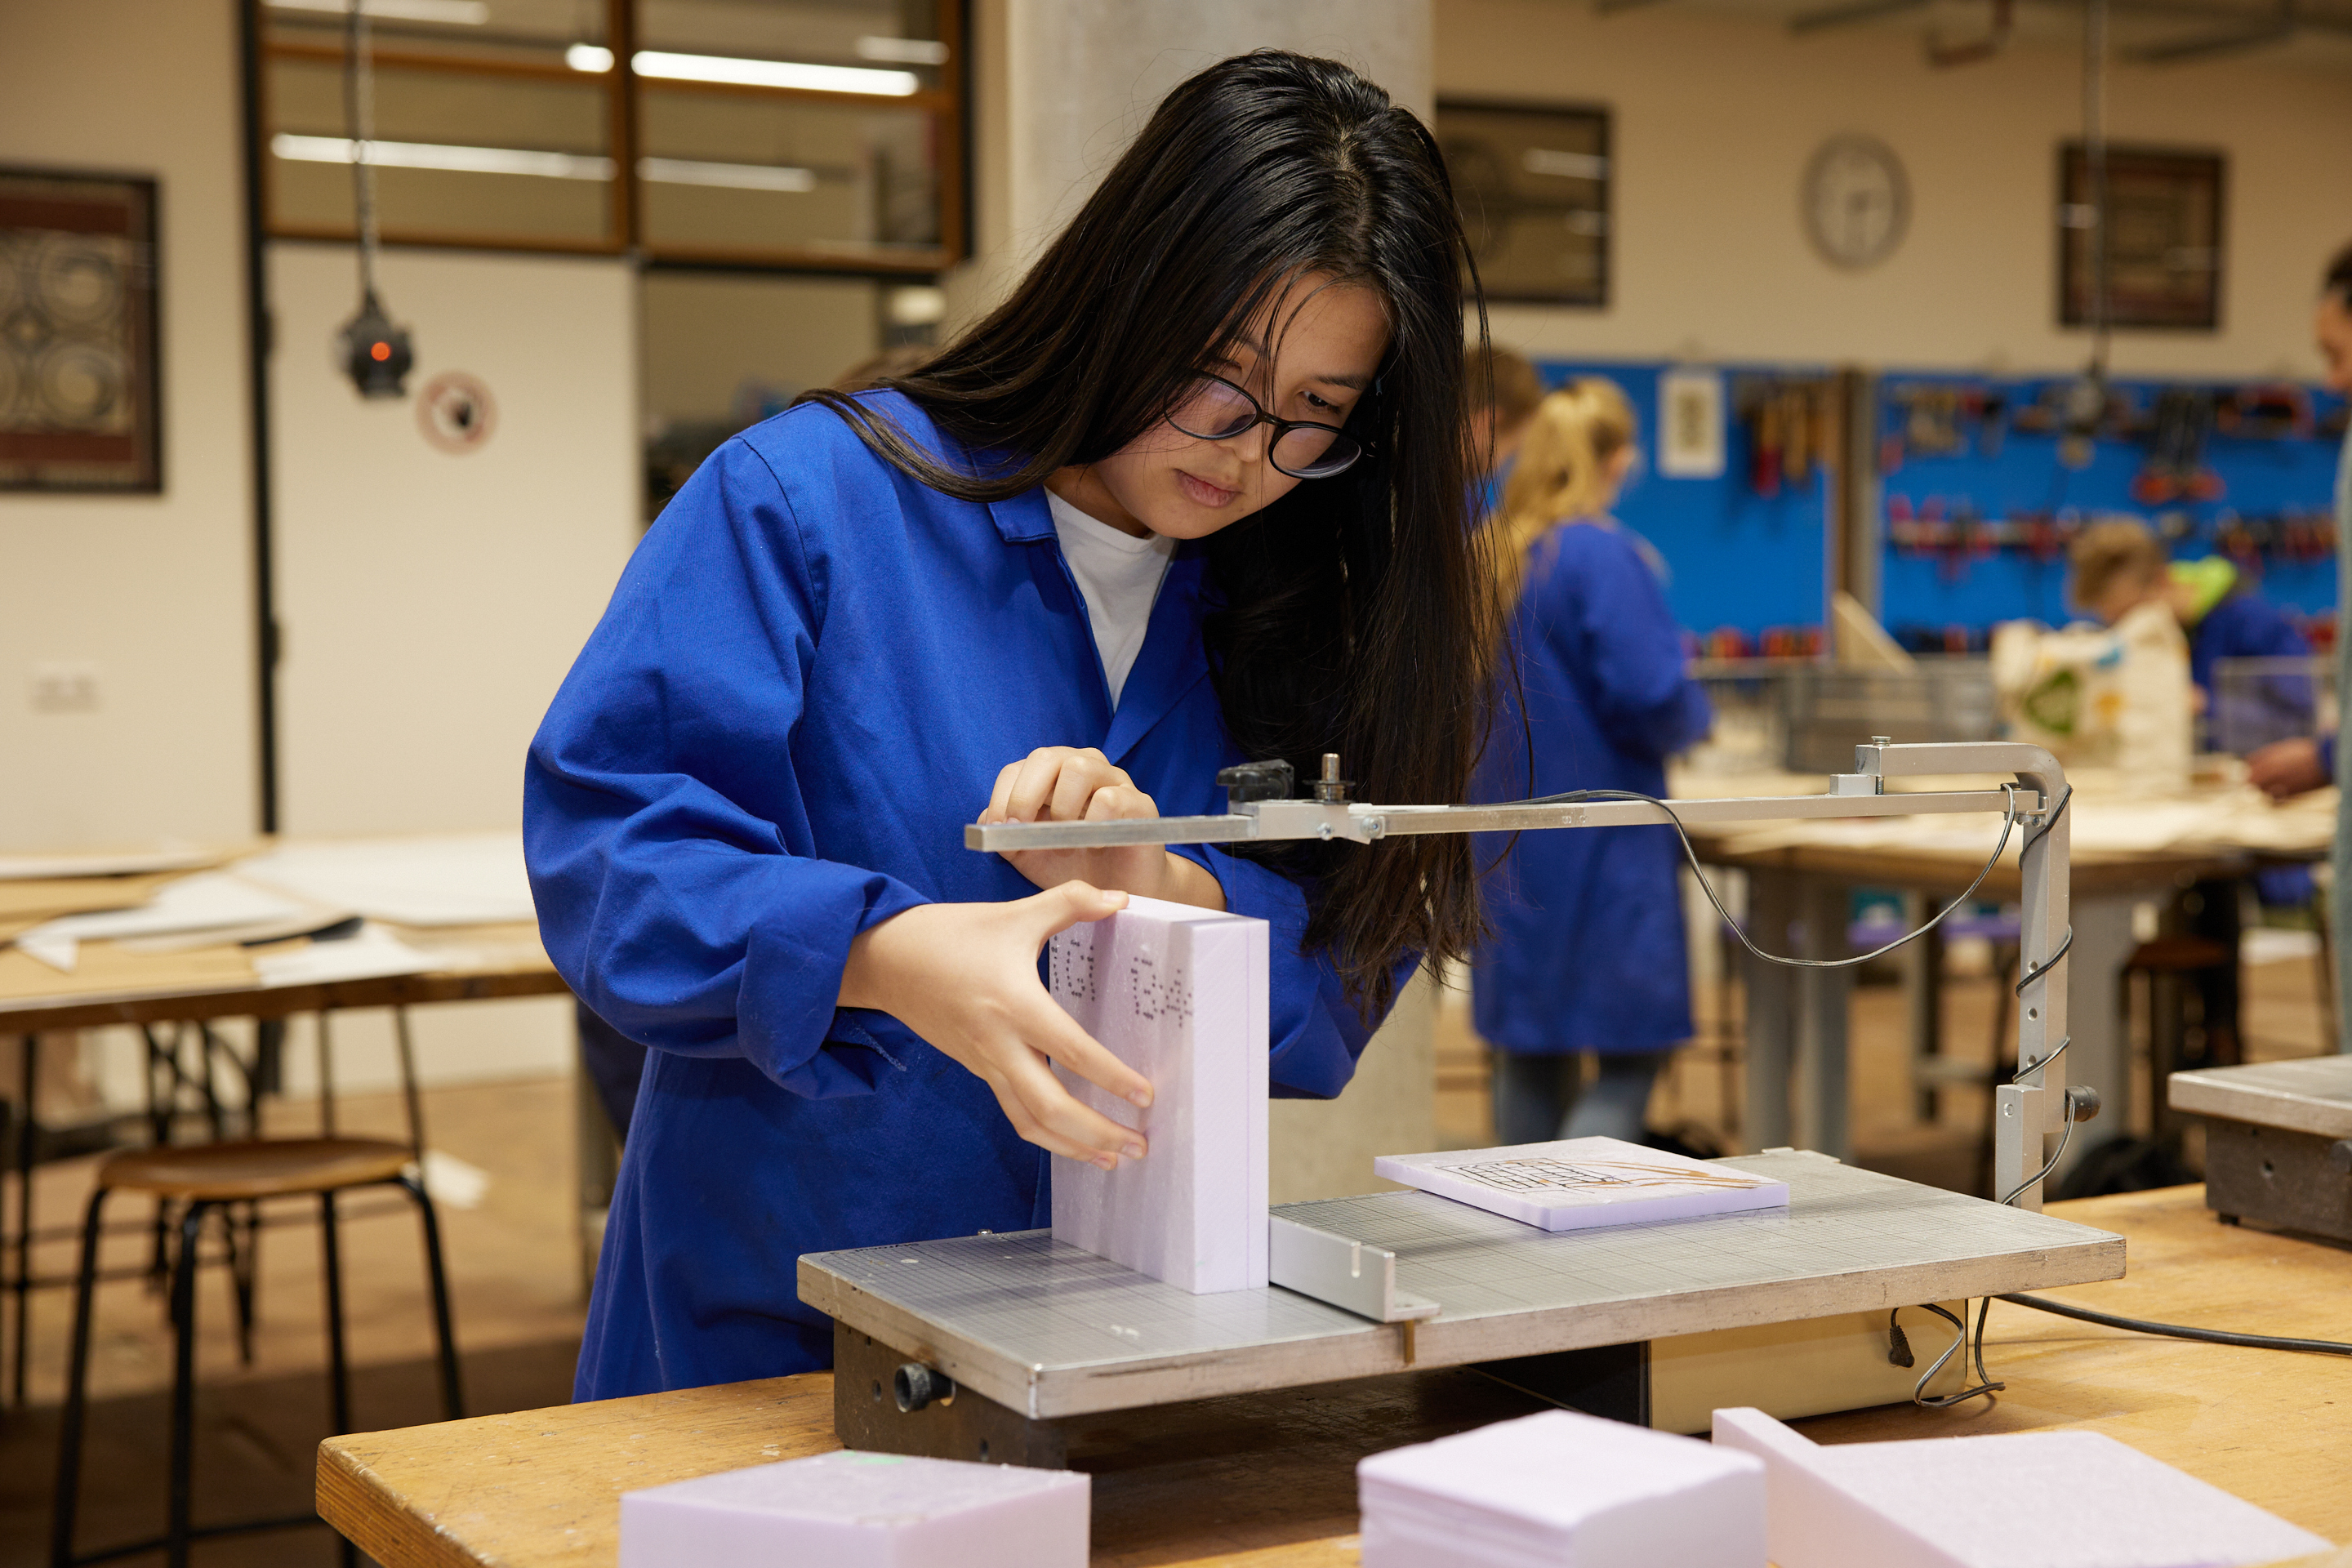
top-left (320, 1437), bottom-right (467, 1568)
top-left (0, 967), bottom-right (571, 1033)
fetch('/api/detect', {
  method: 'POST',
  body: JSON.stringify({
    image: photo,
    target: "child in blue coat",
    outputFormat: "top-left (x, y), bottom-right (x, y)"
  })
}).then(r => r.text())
top-left (525, 53), bottom-right (1499, 1398)
top-left (1472, 380), bottom-right (1712, 1147)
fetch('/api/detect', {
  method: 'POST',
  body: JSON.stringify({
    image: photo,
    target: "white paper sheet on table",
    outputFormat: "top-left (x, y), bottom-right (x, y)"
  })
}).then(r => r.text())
top-left (252, 923), bottom-right (441, 987)
top-left (0, 847), bottom-right (224, 881)
top-left (236, 833), bottom-right (535, 926)
top-left (12, 874), bottom-right (310, 973)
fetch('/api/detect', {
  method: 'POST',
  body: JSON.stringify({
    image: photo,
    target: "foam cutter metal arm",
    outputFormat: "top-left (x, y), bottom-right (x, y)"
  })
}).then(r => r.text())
top-left (968, 738), bottom-right (2084, 1213)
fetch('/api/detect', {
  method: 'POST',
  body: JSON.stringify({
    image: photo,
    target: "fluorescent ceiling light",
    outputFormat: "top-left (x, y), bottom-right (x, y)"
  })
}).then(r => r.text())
top-left (267, 0), bottom-right (489, 23)
top-left (565, 43), bottom-right (917, 96)
top-left (855, 35), bottom-right (948, 65)
top-left (639, 157), bottom-right (816, 193)
top-left (273, 134), bottom-right (818, 193)
top-left (273, 133), bottom-right (612, 180)
top-left (1521, 149), bottom-right (1608, 180)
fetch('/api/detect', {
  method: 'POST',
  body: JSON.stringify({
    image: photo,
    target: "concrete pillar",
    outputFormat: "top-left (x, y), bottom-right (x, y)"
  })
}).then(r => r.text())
top-left (949, 0), bottom-right (1435, 327)
top-left (956, 0), bottom-right (1441, 1200)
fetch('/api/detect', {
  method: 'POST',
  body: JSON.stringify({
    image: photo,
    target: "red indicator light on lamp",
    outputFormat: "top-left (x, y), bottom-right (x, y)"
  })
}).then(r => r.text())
top-left (371, 341), bottom-right (392, 362)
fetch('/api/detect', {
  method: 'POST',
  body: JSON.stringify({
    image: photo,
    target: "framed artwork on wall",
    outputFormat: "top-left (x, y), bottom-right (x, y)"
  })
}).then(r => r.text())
top-left (0, 166), bottom-right (162, 492)
top-left (2058, 143), bottom-right (2225, 332)
top-left (1436, 100), bottom-right (1610, 308)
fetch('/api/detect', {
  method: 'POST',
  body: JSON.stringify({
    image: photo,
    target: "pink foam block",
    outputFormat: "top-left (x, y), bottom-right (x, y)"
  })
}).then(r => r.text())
top-left (617, 1450), bottom-right (1089, 1568)
top-left (1712, 1407), bottom-right (2332, 1568)
top-left (1049, 895), bottom-right (1268, 1293)
top-left (1358, 1409), bottom-right (1768, 1567)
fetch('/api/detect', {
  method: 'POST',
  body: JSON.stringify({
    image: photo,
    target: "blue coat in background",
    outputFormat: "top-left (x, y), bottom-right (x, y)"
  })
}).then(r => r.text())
top-left (1471, 520), bottom-right (1712, 1056)
top-left (2188, 587), bottom-right (2314, 754)
top-left (524, 394), bottom-right (1381, 1400)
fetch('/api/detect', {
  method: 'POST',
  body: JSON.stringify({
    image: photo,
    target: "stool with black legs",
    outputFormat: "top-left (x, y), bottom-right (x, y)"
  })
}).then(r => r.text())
top-left (49, 1138), bottom-right (464, 1568)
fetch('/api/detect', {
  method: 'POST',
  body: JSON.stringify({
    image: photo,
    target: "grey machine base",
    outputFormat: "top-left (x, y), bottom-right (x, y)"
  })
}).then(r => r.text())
top-left (834, 1319), bottom-right (1645, 1468)
top-left (2172, 1056), bottom-right (2352, 1242)
top-left (2203, 1121), bottom-right (2352, 1241)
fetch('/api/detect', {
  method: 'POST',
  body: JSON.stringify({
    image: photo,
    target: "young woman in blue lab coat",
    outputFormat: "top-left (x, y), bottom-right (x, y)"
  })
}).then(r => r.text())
top-left (1472, 380), bottom-right (1713, 1147)
top-left (525, 53), bottom-right (1499, 1399)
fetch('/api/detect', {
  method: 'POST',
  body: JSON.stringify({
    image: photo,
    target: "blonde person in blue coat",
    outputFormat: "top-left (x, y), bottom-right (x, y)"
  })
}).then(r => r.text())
top-left (1472, 380), bottom-right (1712, 1147)
top-left (526, 53), bottom-right (1503, 1397)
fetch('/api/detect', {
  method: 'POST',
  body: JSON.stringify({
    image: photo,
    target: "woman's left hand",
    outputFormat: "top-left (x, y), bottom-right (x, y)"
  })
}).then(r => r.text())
top-left (981, 747), bottom-right (1226, 911)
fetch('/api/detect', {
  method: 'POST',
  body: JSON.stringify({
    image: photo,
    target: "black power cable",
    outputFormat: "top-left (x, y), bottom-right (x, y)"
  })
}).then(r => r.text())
top-left (1998, 1293), bottom-right (2352, 1357)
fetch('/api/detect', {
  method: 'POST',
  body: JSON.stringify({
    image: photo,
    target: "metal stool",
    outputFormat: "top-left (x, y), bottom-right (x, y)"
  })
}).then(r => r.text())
top-left (50, 1138), bottom-right (464, 1568)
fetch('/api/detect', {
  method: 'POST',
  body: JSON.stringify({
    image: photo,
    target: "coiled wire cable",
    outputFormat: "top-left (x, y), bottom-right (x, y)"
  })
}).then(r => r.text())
top-left (1508, 782), bottom-right (2035, 972)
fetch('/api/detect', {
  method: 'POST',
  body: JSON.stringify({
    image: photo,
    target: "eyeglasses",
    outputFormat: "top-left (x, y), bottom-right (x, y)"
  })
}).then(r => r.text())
top-left (1165, 372), bottom-right (1366, 479)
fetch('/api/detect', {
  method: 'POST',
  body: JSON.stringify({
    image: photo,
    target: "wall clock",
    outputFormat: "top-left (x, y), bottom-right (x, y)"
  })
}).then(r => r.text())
top-left (1802, 134), bottom-right (1909, 271)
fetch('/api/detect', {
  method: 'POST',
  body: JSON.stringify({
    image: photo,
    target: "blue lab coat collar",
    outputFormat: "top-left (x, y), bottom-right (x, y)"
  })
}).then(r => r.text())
top-left (987, 483), bottom-right (1213, 765)
top-left (1103, 550), bottom-right (1210, 763)
top-left (985, 484), bottom-right (1056, 543)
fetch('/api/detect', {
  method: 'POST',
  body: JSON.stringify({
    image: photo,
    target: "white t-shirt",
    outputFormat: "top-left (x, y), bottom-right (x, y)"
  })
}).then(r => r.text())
top-left (1045, 489), bottom-right (1176, 706)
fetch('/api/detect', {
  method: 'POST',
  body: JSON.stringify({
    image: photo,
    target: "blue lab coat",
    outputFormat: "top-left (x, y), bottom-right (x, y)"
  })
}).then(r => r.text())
top-left (2189, 590), bottom-right (2314, 752)
top-left (525, 393), bottom-right (1380, 1399)
top-left (1470, 520), bottom-right (1712, 1055)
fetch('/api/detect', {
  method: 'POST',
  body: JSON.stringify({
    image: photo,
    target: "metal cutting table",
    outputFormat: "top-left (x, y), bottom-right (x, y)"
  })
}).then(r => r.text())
top-left (802, 1150), bottom-right (2123, 1459)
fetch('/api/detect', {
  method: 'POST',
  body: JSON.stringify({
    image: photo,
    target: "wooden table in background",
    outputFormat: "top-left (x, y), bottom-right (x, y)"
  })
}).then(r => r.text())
top-left (0, 920), bottom-right (564, 1036)
top-left (2, 915), bottom-right (568, 1405)
top-left (318, 1185), bottom-right (2352, 1567)
top-left (1673, 773), bottom-right (2336, 1170)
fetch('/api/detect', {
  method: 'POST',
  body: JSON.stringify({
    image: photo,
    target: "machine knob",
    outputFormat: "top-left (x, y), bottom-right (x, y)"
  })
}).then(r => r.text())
top-left (1217, 760), bottom-right (1295, 804)
top-left (893, 1362), bottom-right (956, 1413)
top-left (2065, 1085), bottom-right (2102, 1123)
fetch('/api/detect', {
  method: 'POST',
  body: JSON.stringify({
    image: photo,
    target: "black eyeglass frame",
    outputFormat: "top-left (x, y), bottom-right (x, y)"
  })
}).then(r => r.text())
top-left (1162, 372), bottom-right (1371, 479)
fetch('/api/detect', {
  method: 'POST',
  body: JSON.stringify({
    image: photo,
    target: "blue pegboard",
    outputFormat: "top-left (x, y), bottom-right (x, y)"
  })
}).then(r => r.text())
top-left (1531, 358), bottom-right (1830, 643)
top-left (1874, 370), bottom-right (2345, 647)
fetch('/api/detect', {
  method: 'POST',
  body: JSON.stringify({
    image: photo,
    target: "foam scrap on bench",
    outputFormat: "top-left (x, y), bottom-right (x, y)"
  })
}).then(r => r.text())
top-left (618, 1450), bottom-right (1089, 1568)
top-left (1358, 1408), bottom-right (1767, 1567)
top-left (1713, 1406), bottom-right (2332, 1568)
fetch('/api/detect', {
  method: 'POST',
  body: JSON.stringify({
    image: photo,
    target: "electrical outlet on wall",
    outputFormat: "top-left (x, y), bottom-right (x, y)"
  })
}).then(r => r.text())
top-left (30, 662), bottom-right (101, 714)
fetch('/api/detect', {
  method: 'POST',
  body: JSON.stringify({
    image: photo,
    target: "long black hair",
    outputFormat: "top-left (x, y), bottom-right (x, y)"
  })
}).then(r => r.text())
top-left (802, 50), bottom-right (1496, 1018)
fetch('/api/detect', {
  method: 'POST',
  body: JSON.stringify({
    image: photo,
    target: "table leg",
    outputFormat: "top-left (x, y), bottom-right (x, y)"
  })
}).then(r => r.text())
top-left (1743, 868), bottom-right (1797, 1153)
top-left (2059, 895), bottom-right (2139, 1184)
top-left (1904, 894), bottom-right (1944, 1123)
top-left (11, 1032), bottom-right (37, 1407)
top-left (1796, 875), bottom-right (1853, 1163)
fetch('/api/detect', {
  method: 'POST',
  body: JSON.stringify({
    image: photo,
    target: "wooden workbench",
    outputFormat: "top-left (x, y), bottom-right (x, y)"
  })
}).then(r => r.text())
top-left (318, 1184), bottom-right (2352, 1567)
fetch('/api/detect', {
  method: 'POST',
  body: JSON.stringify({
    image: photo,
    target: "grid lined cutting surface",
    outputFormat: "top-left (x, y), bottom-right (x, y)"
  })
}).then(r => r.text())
top-left (1287, 1155), bottom-right (2108, 1321)
top-left (808, 1225), bottom-right (1373, 1372)
top-left (802, 1155), bottom-right (2117, 1381)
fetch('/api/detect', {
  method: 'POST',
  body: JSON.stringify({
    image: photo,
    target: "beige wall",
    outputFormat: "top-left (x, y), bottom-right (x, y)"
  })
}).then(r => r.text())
top-left (253, 242), bottom-right (639, 1094)
top-left (1439, 0), bottom-right (2352, 378)
top-left (0, 0), bottom-right (257, 852)
top-left (268, 243), bottom-right (639, 839)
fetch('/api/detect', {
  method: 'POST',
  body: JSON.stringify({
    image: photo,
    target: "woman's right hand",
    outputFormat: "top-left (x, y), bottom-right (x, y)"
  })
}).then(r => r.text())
top-left (837, 882), bottom-right (1153, 1169)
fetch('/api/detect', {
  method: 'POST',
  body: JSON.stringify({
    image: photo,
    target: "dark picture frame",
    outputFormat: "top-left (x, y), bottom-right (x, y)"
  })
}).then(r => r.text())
top-left (1436, 99), bottom-right (1611, 308)
top-left (0, 165), bottom-right (163, 492)
top-left (2058, 142), bottom-right (2225, 332)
